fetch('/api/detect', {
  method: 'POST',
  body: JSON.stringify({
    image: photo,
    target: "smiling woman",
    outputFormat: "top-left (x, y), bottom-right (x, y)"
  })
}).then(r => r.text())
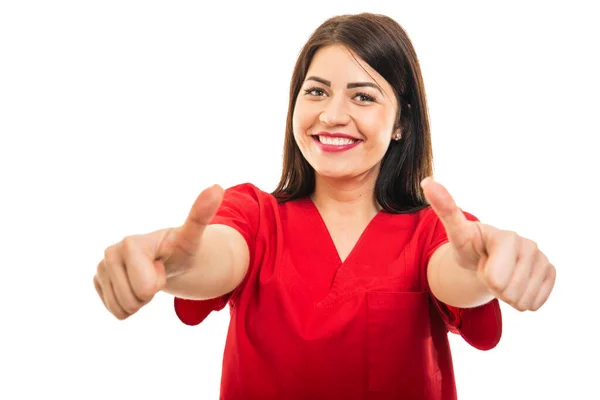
top-left (273, 16), bottom-right (432, 214)
top-left (292, 45), bottom-right (400, 186)
top-left (94, 12), bottom-right (556, 400)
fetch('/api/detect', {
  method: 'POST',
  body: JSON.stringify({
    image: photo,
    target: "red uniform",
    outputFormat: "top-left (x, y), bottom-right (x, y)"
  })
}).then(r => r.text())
top-left (174, 183), bottom-right (502, 399)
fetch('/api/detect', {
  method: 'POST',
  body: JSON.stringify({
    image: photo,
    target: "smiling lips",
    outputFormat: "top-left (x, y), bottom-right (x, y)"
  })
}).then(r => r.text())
top-left (312, 132), bottom-right (362, 153)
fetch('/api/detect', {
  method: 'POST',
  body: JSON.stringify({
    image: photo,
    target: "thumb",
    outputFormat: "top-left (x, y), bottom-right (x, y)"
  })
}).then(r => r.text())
top-left (173, 184), bottom-right (224, 257)
top-left (421, 177), bottom-right (474, 250)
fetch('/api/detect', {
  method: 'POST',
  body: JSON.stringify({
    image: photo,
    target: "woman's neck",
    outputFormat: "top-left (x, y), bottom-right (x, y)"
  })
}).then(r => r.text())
top-left (310, 173), bottom-right (381, 219)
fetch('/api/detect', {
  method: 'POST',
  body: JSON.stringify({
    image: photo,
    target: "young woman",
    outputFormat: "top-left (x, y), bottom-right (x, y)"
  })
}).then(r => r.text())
top-left (94, 13), bottom-right (556, 400)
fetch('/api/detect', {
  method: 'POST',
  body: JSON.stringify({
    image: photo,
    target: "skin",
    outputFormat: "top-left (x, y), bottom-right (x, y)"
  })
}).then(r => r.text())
top-left (292, 44), bottom-right (400, 213)
top-left (423, 177), bottom-right (556, 311)
top-left (291, 44), bottom-right (401, 262)
top-left (94, 44), bottom-right (555, 320)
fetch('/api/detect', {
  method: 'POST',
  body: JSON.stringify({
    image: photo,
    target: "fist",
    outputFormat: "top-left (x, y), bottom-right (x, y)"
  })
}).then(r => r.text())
top-left (422, 177), bottom-right (556, 312)
top-left (94, 184), bottom-right (224, 320)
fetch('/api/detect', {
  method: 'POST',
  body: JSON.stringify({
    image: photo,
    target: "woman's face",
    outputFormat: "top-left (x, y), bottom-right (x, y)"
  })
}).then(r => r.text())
top-left (293, 44), bottom-right (400, 183)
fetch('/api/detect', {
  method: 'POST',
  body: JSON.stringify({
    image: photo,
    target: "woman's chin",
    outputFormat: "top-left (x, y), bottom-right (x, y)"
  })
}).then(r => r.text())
top-left (312, 162), bottom-right (379, 183)
top-left (314, 168), bottom-right (358, 181)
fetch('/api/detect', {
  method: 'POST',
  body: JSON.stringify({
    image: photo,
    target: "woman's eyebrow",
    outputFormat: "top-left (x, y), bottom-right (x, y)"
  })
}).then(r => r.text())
top-left (305, 76), bottom-right (383, 95)
top-left (347, 82), bottom-right (383, 95)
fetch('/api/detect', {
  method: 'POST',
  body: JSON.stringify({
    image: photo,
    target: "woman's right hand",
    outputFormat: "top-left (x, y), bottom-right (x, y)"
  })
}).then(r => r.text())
top-left (93, 184), bottom-right (224, 320)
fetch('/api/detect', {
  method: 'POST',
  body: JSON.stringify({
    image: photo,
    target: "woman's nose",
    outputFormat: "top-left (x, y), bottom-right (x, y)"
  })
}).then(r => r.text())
top-left (319, 97), bottom-right (351, 126)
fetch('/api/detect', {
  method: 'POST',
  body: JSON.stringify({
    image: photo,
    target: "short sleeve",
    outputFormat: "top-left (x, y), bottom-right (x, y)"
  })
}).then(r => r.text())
top-left (174, 183), bottom-right (261, 326)
top-left (422, 208), bottom-right (503, 351)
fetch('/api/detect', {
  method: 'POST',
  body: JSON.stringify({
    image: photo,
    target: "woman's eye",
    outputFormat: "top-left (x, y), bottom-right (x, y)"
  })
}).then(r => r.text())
top-left (354, 92), bottom-right (376, 103)
top-left (302, 87), bottom-right (375, 103)
top-left (303, 87), bottom-right (326, 97)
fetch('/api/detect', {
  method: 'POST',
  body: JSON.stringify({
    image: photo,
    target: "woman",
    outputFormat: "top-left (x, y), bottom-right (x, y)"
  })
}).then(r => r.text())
top-left (94, 13), bottom-right (556, 400)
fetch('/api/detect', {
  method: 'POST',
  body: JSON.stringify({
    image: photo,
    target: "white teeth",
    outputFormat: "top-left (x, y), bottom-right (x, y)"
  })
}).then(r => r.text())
top-left (318, 136), bottom-right (356, 145)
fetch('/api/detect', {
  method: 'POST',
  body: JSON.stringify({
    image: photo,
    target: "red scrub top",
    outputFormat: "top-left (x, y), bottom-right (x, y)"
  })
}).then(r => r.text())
top-left (174, 183), bottom-right (502, 400)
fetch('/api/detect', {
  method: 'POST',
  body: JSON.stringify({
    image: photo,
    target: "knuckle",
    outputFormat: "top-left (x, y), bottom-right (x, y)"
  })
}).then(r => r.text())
top-left (121, 304), bottom-right (138, 316)
top-left (114, 311), bottom-right (129, 321)
top-left (535, 257), bottom-right (550, 276)
top-left (122, 235), bottom-right (136, 253)
top-left (103, 244), bottom-right (116, 261)
top-left (96, 260), bottom-right (105, 277)
top-left (506, 231), bottom-right (519, 245)
top-left (483, 267), bottom-right (503, 290)
top-left (523, 239), bottom-right (538, 254)
top-left (121, 297), bottom-right (142, 315)
top-left (489, 280), bottom-right (502, 293)
top-left (135, 285), bottom-right (156, 302)
top-left (502, 291), bottom-right (521, 309)
top-left (512, 271), bottom-right (528, 291)
top-left (103, 246), bottom-right (121, 272)
top-left (540, 253), bottom-right (551, 267)
top-left (548, 265), bottom-right (557, 280)
top-left (501, 289), bottom-right (517, 305)
top-left (108, 300), bottom-right (130, 320)
top-left (515, 299), bottom-right (530, 312)
top-left (125, 234), bottom-right (143, 249)
top-left (94, 277), bottom-right (106, 305)
top-left (105, 300), bottom-right (118, 317)
top-left (501, 293), bottom-right (515, 307)
top-left (512, 275), bottom-right (526, 290)
top-left (115, 291), bottom-right (137, 314)
top-left (509, 297), bottom-right (525, 311)
top-left (93, 275), bottom-right (102, 291)
top-left (485, 275), bottom-right (504, 293)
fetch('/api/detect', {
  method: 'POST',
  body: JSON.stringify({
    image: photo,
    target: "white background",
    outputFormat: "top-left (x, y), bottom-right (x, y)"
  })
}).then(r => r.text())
top-left (1, 1), bottom-right (598, 399)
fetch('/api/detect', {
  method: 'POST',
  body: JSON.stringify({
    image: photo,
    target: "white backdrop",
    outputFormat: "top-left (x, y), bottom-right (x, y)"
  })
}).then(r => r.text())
top-left (1, 1), bottom-right (598, 399)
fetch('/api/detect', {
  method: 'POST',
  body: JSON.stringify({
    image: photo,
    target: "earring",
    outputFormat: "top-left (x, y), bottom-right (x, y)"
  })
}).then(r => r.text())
top-left (392, 132), bottom-right (402, 141)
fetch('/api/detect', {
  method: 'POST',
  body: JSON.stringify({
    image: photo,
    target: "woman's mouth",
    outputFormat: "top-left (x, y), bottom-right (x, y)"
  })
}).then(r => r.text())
top-left (312, 135), bottom-right (362, 153)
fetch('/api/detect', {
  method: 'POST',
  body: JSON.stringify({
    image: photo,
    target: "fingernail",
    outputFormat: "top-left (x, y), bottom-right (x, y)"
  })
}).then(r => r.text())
top-left (209, 184), bottom-right (222, 199)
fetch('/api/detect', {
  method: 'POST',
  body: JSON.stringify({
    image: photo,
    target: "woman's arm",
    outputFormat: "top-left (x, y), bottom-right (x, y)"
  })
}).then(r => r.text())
top-left (421, 177), bottom-right (556, 313)
top-left (162, 224), bottom-right (250, 301)
top-left (427, 242), bottom-right (495, 308)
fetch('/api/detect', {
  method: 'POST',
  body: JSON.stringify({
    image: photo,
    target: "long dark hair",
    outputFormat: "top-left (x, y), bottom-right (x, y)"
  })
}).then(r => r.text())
top-left (271, 13), bottom-right (433, 213)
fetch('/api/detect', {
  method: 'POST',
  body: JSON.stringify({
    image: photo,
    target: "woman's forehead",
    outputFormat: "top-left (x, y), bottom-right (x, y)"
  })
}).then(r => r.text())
top-left (306, 45), bottom-right (380, 83)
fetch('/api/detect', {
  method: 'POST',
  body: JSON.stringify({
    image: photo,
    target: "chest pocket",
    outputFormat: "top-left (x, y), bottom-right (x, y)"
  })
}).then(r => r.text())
top-left (366, 291), bottom-right (442, 397)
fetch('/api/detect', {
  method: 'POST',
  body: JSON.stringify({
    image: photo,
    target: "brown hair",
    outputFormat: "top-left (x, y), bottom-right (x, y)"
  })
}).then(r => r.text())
top-left (271, 13), bottom-right (433, 213)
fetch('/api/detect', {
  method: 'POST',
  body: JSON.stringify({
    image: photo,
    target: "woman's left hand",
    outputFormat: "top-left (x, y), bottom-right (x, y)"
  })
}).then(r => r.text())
top-left (421, 177), bottom-right (556, 312)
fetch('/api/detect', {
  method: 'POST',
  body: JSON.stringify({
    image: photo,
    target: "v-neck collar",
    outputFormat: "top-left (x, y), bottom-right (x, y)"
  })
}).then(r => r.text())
top-left (301, 196), bottom-right (386, 266)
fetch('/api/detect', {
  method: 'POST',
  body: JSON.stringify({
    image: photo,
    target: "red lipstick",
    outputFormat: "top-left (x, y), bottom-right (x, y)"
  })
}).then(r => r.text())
top-left (312, 132), bottom-right (362, 153)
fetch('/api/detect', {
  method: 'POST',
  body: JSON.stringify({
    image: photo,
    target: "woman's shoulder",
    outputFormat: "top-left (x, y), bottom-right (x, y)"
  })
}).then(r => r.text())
top-left (221, 182), bottom-right (281, 209)
top-left (222, 182), bottom-right (271, 198)
top-left (384, 204), bottom-right (434, 221)
top-left (224, 182), bottom-right (312, 206)
top-left (381, 205), bottom-right (461, 235)
top-left (386, 204), bottom-right (478, 232)
top-left (224, 182), bottom-right (263, 194)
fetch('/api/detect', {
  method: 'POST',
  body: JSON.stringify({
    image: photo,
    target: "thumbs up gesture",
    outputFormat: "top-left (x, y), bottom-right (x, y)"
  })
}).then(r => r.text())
top-left (421, 177), bottom-right (556, 312)
top-left (94, 184), bottom-right (224, 320)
